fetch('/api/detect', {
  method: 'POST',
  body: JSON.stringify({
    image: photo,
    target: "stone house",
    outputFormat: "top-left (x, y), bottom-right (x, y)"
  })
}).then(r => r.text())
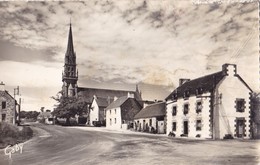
top-left (165, 64), bottom-right (252, 139)
top-left (37, 110), bottom-right (54, 125)
top-left (251, 93), bottom-right (260, 139)
top-left (134, 102), bottom-right (166, 134)
top-left (105, 95), bottom-right (142, 130)
top-left (0, 82), bottom-right (17, 125)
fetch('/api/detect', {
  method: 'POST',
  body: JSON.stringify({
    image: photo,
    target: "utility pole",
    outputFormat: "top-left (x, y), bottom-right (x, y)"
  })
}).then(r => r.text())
top-left (14, 86), bottom-right (21, 125)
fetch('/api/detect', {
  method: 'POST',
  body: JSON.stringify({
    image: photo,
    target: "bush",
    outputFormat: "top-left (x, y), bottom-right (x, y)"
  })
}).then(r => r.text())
top-left (78, 117), bottom-right (87, 125)
top-left (196, 134), bottom-right (201, 138)
top-left (92, 121), bottom-right (106, 127)
top-left (180, 134), bottom-right (188, 137)
top-left (0, 122), bottom-right (20, 139)
top-left (0, 122), bottom-right (33, 148)
top-left (223, 134), bottom-right (234, 139)
top-left (168, 132), bottom-right (175, 137)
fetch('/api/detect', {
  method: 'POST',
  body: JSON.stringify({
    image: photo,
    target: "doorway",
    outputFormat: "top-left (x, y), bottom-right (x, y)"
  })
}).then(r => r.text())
top-left (183, 121), bottom-right (188, 135)
top-left (236, 119), bottom-right (245, 138)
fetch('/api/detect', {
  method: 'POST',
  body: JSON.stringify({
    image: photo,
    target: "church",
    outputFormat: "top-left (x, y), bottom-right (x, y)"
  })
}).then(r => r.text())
top-left (61, 23), bottom-right (142, 125)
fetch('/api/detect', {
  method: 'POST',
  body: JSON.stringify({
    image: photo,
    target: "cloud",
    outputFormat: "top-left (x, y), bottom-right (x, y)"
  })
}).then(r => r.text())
top-left (0, 61), bottom-right (62, 88)
top-left (0, 1), bottom-right (258, 111)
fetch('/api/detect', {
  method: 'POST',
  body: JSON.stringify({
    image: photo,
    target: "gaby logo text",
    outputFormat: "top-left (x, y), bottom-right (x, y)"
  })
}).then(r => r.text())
top-left (4, 143), bottom-right (24, 158)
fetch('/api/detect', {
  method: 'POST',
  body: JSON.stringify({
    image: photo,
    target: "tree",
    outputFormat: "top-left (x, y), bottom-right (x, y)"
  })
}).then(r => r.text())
top-left (20, 111), bottom-right (40, 121)
top-left (52, 95), bottom-right (89, 125)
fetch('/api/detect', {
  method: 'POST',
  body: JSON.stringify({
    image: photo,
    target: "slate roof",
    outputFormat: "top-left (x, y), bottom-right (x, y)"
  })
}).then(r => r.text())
top-left (77, 87), bottom-right (141, 104)
top-left (105, 96), bottom-right (129, 110)
top-left (0, 90), bottom-right (18, 105)
top-left (165, 71), bottom-right (225, 100)
top-left (134, 102), bottom-right (166, 119)
top-left (166, 64), bottom-right (253, 100)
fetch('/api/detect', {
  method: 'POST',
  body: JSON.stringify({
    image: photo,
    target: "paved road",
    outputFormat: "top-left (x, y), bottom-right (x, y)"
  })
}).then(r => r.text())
top-left (0, 123), bottom-right (259, 165)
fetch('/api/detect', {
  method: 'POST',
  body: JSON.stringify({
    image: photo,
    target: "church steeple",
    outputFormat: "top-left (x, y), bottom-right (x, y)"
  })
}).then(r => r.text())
top-left (62, 22), bottom-right (78, 97)
top-left (66, 23), bottom-right (74, 57)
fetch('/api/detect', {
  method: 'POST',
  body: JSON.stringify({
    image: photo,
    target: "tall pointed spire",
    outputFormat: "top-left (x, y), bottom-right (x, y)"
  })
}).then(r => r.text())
top-left (66, 22), bottom-right (74, 56)
top-left (62, 22), bottom-right (78, 97)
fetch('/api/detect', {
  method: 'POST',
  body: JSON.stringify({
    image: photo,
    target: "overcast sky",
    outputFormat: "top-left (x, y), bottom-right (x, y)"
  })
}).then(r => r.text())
top-left (0, 0), bottom-right (258, 111)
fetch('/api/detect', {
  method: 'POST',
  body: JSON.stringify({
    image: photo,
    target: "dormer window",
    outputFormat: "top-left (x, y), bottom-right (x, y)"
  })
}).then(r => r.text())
top-left (183, 90), bottom-right (190, 99)
top-left (196, 87), bottom-right (203, 95)
top-left (172, 93), bottom-right (178, 100)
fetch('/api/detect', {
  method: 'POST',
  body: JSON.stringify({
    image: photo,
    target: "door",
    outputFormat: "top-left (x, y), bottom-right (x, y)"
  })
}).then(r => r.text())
top-left (236, 119), bottom-right (244, 138)
top-left (183, 121), bottom-right (188, 135)
top-left (157, 121), bottom-right (165, 134)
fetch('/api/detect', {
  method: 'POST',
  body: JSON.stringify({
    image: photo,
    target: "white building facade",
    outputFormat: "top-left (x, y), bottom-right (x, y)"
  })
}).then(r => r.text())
top-left (106, 107), bottom-right (122, 130)
top-left (89, 97), bottom-right (99, 126)
top-left (166, 64), bottom-right (252, 139)
top-left (106, 96), bottom-right (142, 130)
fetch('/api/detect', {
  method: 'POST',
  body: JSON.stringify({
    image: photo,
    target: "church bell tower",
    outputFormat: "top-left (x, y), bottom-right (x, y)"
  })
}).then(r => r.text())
top-left (62, 23), bottom-right (78, 97)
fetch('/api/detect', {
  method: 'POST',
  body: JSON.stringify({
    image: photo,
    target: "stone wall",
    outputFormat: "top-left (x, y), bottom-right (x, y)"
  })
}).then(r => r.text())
top-left (0, 91), bottom-right (16, 124)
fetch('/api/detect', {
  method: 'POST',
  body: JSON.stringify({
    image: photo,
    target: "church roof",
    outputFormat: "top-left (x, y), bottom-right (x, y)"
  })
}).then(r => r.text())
top-left (95, 97), bottom-right (114, 107)
top-left (77, 87), bottom-right (141, 104)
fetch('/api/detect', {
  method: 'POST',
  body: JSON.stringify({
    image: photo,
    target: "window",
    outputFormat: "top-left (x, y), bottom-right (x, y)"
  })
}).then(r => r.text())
top-left (236, 99), bottom-right (245, 112)
top-left (2, 101), bottom-right (6, 109)
top-left (184, 104), bottom-right (189, 115)
top-left (114, 109), bottom-right (116, 114)
top-left (110, 110), bottom-right (111, 114)
top-left (2, 114), bottom-right (6, 121)
top-left (196, 101), bottom-right (202, 114)
top-left (110, 119), bottom-right (112, 125)
top-left (183, 90), bottom-right (190, 99)
top-left (172, 122), bottom-right (176, 131)
top-left (196, 87), bottom-right (203, 95)
top-left (196, 120), bottom-right (202, 131)
top-left (114, 118), bottom-right (116, 124)
top-left (172, 93), bottom-right (177, 100)
top-left (172, 106), bottom-right (177, 116)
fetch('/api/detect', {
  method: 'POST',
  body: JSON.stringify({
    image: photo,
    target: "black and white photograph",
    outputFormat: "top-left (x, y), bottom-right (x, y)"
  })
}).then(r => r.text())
top-left (0, 0), bottom-right (259, 164)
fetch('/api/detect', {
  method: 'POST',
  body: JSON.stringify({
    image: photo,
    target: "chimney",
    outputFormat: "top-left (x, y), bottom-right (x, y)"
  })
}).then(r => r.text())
top-left (179, 79), bottom-right (190, 86)
top-left (93, 95), bottom-right (97, 100)
top-left (222, 63), bottom-right (237, 76)
top-left (107, 96), bottom-right (111, 104)
top-left (0, 81), bottom-right (5, 91)
top-left (127, 92), bottom-right (134, 98)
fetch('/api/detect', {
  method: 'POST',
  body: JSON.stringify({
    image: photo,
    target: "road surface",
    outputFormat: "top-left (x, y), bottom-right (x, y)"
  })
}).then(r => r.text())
top-left (0, 123), bottom-right (259, 165)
